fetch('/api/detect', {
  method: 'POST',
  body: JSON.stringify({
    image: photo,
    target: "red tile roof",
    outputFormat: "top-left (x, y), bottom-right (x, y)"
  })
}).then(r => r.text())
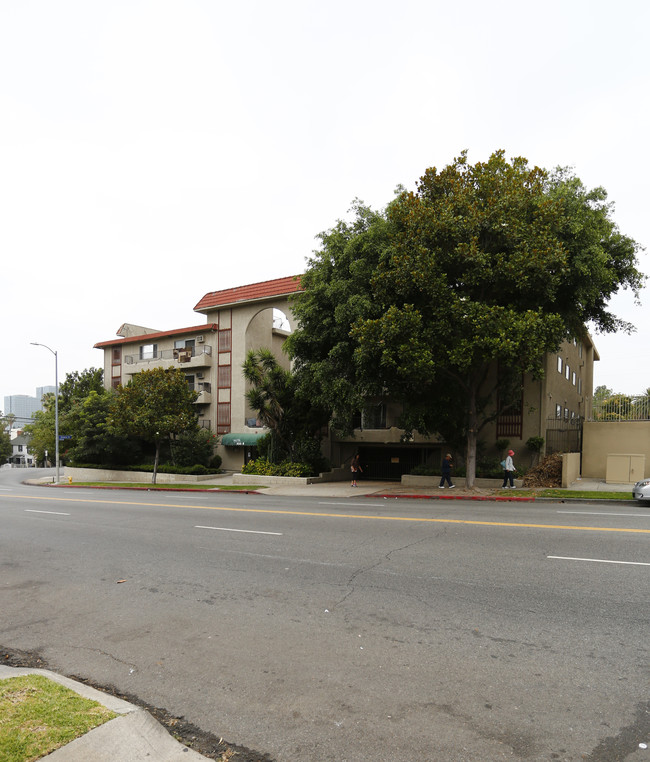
top-left (194, 275), bottom-right (303, 313)
top-left (94, 324), bottom-right (218, 348)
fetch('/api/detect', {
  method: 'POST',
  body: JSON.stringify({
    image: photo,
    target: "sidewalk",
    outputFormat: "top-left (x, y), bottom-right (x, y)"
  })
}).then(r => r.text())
top-left (198, 472), bottom-right (637, 499)
top-left (0, 666), bottom-right (212, 761)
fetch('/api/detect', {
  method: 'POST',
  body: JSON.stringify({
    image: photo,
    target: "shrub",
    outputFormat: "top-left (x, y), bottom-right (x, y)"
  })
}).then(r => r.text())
top-left (242, 458), bottom-right (313, 477)
top-left (410, 465), bottom-right (440, 476)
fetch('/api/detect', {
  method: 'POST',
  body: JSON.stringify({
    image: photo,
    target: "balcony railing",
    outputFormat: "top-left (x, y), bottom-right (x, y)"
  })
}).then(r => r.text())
top-left (123, 345), bottom-right (213, 369)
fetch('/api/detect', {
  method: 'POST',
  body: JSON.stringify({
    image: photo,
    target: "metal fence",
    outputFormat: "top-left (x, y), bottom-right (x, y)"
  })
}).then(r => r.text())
top-left (590, 394), bottom-right (650, 421)
top-left (545, 418), bottom-right (583, 454)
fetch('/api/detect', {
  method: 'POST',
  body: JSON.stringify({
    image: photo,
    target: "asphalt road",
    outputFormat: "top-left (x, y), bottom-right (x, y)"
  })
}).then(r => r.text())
top-left (1, 468), bottom-right (648, 761)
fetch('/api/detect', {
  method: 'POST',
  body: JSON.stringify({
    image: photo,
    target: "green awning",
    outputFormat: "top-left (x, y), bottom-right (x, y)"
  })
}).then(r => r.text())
top-left (221, 432), bottom-right (263, 446)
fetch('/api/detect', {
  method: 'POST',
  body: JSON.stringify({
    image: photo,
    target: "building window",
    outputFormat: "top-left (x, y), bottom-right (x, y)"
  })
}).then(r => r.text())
top-left (140, 344), bottom-right (157, 360)
top-left (217, 403), bottom-right (231, 434)
top-left (361, 404), bottom-right (387, 429)
top-left (219, 330), bottom-right (232, 352)
top-left (572, 372), bottom-right (576, 386)
top-left (218, 366), bottom-right (231, 388)
top-left (557, 356), bottom-right (563, 373)
top-left (565, 363), bottom-right (570, 380)
top-left (556, 404), bottom-right (562, 418)
top-left (112, 348), bottom-right (121, 363)
top-left (496, 367), bottom-right (523, 438)
top-left (175, 339), bottom-right (195, 351)
top-left (564, 407), bottom-right (569, 420)
top-left (578, 378), bottom-right (582, 394)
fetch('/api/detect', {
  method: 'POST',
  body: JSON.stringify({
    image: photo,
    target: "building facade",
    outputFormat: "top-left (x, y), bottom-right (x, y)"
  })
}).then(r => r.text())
top-left (95, 276), bottom-right (301, 470)
top-left (6, 434), bottom-right (35, 467)
top-left (95, 275), bottom-right (598, 477)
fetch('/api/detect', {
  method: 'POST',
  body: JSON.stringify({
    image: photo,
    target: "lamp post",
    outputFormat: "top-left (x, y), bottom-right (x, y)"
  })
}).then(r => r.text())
top-left (30, 342), bottom-right (59, 483)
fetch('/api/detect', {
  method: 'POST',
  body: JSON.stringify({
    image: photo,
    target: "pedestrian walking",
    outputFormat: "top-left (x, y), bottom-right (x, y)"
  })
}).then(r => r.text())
top-left (351, 454), bottom-right (363, 487)
top-left (502, 449), bottom-right (516, 488)
top-left (439, 453), bottom-right (455, 488)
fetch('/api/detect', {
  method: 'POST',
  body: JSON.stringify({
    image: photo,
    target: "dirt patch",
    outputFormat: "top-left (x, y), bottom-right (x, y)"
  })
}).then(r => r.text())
top-left (2, 646), bottom-right (274, 762)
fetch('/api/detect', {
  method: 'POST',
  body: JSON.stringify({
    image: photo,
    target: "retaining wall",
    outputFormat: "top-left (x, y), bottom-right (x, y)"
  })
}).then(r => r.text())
top-left (63, 467), bottom-right (220, 484)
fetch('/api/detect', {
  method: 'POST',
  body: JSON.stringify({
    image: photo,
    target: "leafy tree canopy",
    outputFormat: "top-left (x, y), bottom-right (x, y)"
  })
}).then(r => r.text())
top-left (108, 366), bottom-right (199, 482)
top-left (287, 151), bottom-right (644, 486)
top-left (58, 368), bottom-right (104, 414)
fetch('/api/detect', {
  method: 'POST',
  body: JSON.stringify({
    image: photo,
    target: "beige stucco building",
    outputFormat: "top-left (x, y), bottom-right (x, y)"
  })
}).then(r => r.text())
top-left (95, 275), bottom-right (600, 478)
top-left (95, 276), bottom-right (301, 471)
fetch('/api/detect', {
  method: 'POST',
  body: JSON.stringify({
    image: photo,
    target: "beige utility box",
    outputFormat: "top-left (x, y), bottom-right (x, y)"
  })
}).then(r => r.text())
top-left (605, 454), bottom-right (645, 484)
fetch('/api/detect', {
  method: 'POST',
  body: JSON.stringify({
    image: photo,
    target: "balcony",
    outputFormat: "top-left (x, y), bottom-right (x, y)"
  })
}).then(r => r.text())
top-left (123, 346), bottom-right (213, 375)
top-left (194, 387), bottom-right (212, 405)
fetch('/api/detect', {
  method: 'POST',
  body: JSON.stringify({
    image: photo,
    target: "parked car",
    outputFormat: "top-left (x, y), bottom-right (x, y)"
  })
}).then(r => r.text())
top-left (632, 479), bottom-right (650, 501)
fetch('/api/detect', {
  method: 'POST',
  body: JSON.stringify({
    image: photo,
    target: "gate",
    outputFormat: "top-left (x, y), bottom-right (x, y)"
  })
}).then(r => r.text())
top-left (545, 417), bottom-right (583, 455)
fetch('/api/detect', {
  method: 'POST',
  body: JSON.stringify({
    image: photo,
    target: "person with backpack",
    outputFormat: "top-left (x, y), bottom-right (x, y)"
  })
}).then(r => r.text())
top-left (501, 449), bottom-right (516, 488)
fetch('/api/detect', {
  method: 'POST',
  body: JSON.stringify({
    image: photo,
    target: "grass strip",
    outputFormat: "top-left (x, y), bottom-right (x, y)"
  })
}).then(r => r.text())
top-left (59, 482), bottom-right (267, 491)
top-left (537, 488), bottom-right (634, 500)
top-left (491, 489), bottom-right (635, 500)
top-left (0, 674), bottom-right (116, 762)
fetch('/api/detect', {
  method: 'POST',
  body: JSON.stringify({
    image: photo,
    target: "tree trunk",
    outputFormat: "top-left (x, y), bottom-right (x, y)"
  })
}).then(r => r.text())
top-left (465, 386), bottom-right (479, 489)
top-left (153, 442), bottom-right (160, 485)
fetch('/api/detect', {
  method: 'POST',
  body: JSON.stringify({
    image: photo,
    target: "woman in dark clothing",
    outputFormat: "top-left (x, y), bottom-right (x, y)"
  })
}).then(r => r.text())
top-left (351, 454), bottom-right (363, 487)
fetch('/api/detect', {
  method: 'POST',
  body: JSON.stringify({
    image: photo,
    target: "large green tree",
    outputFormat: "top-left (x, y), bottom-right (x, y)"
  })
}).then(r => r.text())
top-left (288, 151), bottom-right (644, 487)
top-left (285, 200), bottom-right (391, 433)
top-left (108, 366), bottom-right (199, 483)
top-left (24, 368), bottom-right (108, 467)
top-left (65, 390), bottom-right (142, 466)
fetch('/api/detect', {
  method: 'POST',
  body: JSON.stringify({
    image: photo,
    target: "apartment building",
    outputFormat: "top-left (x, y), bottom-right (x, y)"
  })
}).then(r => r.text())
top-left (95, 275), bottom-right (597, 477)
top-left (95, 276), bottom-right (301, 470)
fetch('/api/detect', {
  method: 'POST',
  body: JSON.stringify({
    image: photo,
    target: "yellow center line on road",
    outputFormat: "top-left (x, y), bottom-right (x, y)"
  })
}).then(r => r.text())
top-left (4, 493), bottom-right (650, 534)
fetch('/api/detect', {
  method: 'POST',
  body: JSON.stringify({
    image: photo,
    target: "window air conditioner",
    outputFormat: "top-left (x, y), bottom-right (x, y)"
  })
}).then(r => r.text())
top-left (197, 372), bottom-right (204, 379)
top-left (196, 335), bottom-right (204, 343)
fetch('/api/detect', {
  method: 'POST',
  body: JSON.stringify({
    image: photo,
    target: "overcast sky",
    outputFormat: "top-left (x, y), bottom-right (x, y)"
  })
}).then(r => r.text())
top-left (2, 0), bottom-right (648, 412)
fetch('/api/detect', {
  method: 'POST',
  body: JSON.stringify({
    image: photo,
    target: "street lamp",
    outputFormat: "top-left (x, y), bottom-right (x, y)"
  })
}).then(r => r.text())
top-left (30, 342), bottom-right (59, 483)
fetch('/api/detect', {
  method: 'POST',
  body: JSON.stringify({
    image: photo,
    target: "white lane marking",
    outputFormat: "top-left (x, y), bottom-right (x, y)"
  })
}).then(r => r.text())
top-left (25, 509), bottom-right (70, 516)
top-left (548, 555), bottom-right (650, 567)
top-left (162, 494), bottom-right (211, 500)
top-left (318, 502), bottom-right (390, 508)
top-left (195, 525), bottom-right (283, 536)
top-left (557, 510), bottom-right (650, 518)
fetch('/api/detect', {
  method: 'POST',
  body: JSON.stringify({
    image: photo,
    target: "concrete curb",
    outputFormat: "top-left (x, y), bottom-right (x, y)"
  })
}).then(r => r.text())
top-left (0, 666), bottom-right (211, 761)
top-left (370, 493), bottom-right (536, 502)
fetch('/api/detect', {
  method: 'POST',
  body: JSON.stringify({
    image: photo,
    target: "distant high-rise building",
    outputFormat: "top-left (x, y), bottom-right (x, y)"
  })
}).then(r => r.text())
top-left (3, 386), bottom-right (56, 426)
top-left (36, 386), bottom-right (56, 401)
